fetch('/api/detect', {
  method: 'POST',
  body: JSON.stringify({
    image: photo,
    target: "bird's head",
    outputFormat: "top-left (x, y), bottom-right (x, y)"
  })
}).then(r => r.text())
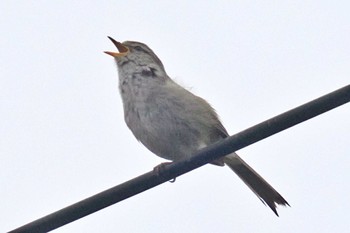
top-left (105, 37), bottom-right (166, 79)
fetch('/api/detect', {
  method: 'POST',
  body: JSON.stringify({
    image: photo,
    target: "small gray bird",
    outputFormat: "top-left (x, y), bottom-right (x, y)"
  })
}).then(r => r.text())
top-left (105, 37), bottom-right (289, 216)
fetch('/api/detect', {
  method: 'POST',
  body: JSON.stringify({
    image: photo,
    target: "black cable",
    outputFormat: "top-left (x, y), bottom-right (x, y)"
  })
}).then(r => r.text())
top-left (9, 85), bottom-right (350, 233)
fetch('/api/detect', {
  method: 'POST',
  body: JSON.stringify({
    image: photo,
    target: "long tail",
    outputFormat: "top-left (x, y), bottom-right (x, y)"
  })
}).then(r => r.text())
top-left (223, 153), bottom-right (289, 216)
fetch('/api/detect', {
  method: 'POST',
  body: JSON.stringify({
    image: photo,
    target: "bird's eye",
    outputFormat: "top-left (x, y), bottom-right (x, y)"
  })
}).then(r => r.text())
top-left (134, 46), bottom-right (143, 51)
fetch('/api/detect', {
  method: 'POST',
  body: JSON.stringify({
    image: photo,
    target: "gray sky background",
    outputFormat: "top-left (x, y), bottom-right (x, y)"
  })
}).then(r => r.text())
top-left (1, 1), bottom-right (349, 232)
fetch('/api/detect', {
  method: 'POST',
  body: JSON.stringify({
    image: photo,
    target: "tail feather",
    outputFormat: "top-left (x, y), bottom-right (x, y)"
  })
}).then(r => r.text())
top-left (223, 153), bottom-right (289, 216)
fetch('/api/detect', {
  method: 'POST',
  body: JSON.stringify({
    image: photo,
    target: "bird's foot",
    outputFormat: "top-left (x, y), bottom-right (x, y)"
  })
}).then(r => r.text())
top-left (153, 162), bottom-right (176, 183)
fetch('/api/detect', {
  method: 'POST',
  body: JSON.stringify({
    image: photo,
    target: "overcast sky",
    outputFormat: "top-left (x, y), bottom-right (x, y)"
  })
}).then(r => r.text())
top-left (1, 1), bottom-right (350, 232)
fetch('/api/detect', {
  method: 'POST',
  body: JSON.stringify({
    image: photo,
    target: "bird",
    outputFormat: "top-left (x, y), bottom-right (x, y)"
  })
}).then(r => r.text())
top-left (104, 37), bottom-right (289, 216)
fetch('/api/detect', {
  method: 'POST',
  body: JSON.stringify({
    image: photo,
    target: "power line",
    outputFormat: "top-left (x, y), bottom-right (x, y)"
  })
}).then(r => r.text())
top-left (9, 85), bottom-right (350, 233)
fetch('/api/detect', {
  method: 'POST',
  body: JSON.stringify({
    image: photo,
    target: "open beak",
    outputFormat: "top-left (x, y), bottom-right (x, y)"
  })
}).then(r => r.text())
top-left (104, 37), bottom-right (129, 57)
